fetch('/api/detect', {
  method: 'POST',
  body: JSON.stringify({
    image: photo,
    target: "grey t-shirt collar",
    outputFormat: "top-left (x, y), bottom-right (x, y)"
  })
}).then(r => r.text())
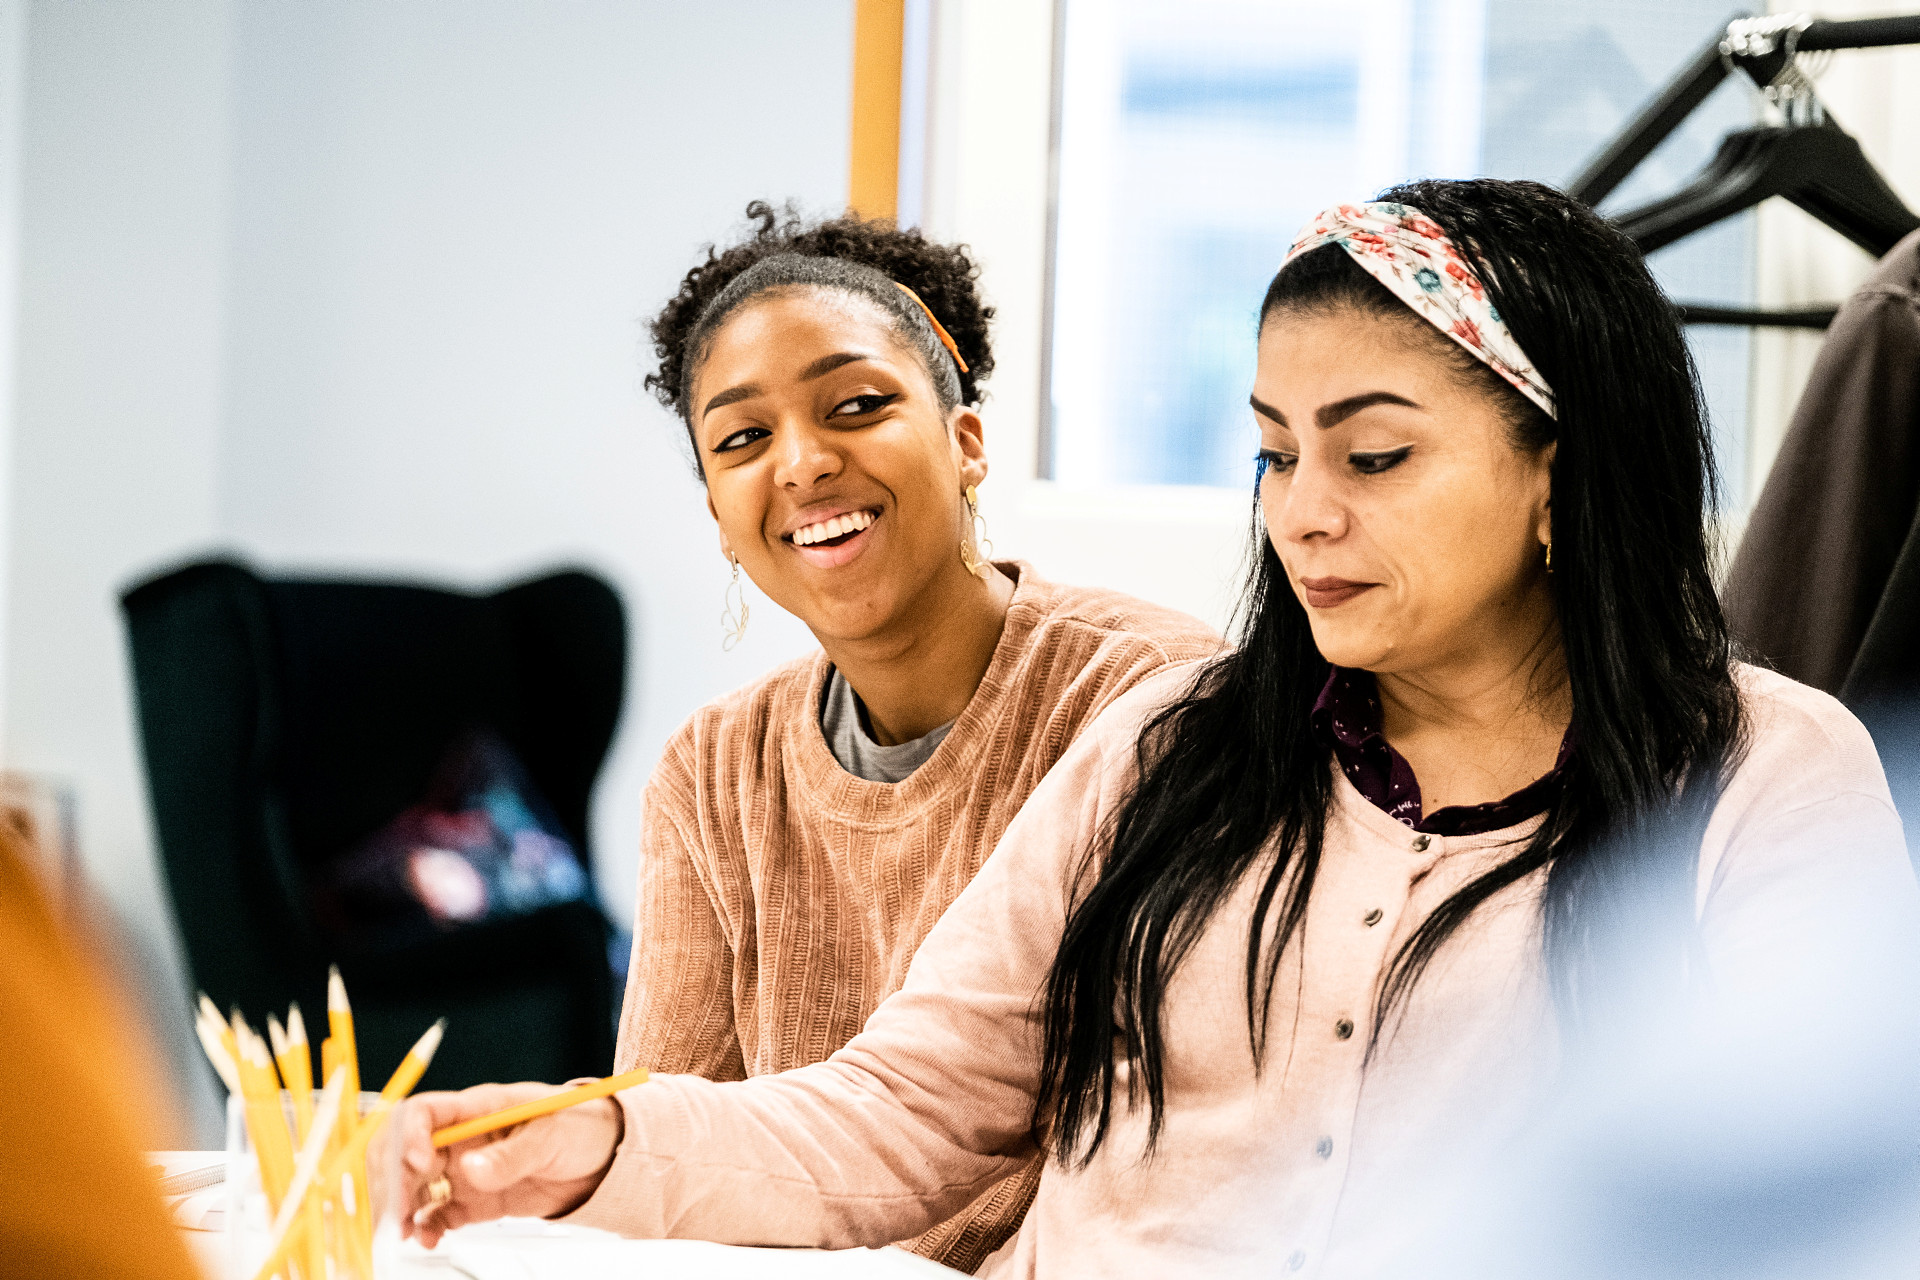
top-left (819, 666), bottom-right (956, 784)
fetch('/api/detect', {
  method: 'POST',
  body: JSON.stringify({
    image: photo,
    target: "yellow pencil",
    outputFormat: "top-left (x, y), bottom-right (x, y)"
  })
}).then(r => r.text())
top-left (198, 993), bottom-right (235, 1055)
top-left (353, 1018), bottom-right (444, 1280)
top-left (195, 993), bottom-right (241, 1088)
top-left (326, 967), bottom-right (360, 1103)
top-left (327, 967), bottom-right (376, 1278)
top-left (319, 1019), bottom-right (446, 1176)
top-left (272, 1007), bottom-right (325, 1280)
top-left (380, 1018), bottom-right (445, 1103)
top-left (232, 1018), bottom-right (297, 1214)
top-left (250, 1067), bottom-right (351, 1280)
top-left (316, 1034), bottom-right (343, 1278)
top-left (193, 1005), bottom-right (240, 1093)
top-left (266, 1014), bottom-right (314, 1136)
top-left (431, 1066), bottom-right (651, 1149)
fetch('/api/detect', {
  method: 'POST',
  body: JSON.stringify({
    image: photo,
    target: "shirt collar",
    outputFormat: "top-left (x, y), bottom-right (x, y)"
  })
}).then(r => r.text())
top-left (1312, 665), bottom-right (1574, 836)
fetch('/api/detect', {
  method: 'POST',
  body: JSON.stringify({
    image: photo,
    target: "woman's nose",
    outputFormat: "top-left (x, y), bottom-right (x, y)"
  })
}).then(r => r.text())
top-left (771, 420), bottom-right (842, 490)
top-left (1270, 454), bottom-right (1348, 543)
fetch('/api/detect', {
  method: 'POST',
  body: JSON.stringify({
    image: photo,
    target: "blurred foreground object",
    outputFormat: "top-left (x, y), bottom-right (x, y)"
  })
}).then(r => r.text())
top-left (0, 768), bottom-right (80, 908)
top-left (123, 559), bottom-right (625, 1093)
top-left (0, 795), bottom-right (201, 1278)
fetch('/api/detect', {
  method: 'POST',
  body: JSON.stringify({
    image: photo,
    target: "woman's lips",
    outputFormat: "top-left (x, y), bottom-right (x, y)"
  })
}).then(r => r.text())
top-left (791, 514), bottom-right (877, 569)
top-left (1300, 577), bottom-right (1378, 608)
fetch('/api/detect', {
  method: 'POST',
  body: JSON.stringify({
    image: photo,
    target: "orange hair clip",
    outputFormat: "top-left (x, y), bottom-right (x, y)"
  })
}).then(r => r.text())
top-left (893, 283), bottom-right (970, 375)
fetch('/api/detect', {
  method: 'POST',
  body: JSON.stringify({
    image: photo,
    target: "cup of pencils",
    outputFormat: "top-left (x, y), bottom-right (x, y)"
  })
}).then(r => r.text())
top-left (195, 967), bottom-right (443, 1280)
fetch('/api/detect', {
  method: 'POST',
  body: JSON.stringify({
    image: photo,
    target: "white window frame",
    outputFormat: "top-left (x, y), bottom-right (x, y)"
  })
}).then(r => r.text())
top-left (915, 0), bottom-right (1254, 633)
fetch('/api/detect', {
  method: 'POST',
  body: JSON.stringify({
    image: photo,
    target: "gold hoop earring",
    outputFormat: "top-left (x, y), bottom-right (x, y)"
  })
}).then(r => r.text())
top-left (721, 556), bottom-right (750, 651)
top-left (959, 484), bottom-right (994, 581)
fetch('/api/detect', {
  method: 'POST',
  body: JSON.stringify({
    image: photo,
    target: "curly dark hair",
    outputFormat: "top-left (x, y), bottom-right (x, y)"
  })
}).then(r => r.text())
top-left (646, 201), bottom-right (996, 440)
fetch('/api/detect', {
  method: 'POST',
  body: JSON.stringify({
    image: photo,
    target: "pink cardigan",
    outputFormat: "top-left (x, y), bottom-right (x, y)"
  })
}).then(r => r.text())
top-left (570, 664), bottom-right (1919, 1277)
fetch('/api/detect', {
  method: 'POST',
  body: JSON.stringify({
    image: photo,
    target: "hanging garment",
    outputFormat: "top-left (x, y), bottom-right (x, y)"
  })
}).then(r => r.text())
top-left (1724, 229), bottom-right (1920, 697)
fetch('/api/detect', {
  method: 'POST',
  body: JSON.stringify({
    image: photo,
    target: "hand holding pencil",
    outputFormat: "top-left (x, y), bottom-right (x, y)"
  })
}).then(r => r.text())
top-left (395, 1073), bottom-right (640, 1248)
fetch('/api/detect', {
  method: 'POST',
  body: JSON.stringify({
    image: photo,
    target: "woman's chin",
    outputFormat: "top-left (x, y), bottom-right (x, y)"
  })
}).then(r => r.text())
top-left (1306, 621), bottom-right (1392, 673)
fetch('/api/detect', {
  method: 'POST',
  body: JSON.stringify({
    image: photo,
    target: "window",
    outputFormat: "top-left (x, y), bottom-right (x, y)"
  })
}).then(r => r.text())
top-left (1043, 0), bottom-right (1757, 502)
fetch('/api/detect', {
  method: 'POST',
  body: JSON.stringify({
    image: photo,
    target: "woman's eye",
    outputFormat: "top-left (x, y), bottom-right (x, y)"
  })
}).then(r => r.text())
top-left (712, 426), bottom-right (770, 453)
top-left (1349, 446), bottom-right (1413, 475)
top-left (1257, 448), bottom-right (1298, 473)
top-left (830, 393), bottom-right (897, 418)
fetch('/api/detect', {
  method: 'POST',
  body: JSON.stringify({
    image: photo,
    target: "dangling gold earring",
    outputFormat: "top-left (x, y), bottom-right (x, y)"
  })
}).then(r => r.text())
top-left (1545, 537), bottom-right (1553, 573)
top-left (721, 556), bottom-right (750, 650)
top-left (958, 484), bottom-right (994, 581)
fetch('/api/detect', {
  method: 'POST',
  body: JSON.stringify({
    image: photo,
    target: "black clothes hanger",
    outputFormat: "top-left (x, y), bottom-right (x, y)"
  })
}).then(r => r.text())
top-left (1613, 119), bottom-right (1920, 258)
top-left (1569, 14), bottom-right (1920, 207)
top-left (1569, 12), bottom-right (1920, 331)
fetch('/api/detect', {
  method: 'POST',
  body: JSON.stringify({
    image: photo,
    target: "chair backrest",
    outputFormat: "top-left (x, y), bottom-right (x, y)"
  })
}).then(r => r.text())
top-left (122, 560), bottom-right (626, 1017)
top-left (261, 572), bottom-right (623, 877)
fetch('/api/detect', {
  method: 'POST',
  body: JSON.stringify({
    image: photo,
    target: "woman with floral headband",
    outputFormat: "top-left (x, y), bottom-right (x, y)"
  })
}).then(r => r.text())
top-left (400, 180), bottom-right (1920, 1276)
top-left (566, 204), bottom-right (1216, 1271)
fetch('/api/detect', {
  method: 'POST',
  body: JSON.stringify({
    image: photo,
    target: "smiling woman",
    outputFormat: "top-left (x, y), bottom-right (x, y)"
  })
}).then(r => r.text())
top-left (686, 259), bottom-right (1007, 697)
top-left (572, 204), bottom-right (1216, 1270)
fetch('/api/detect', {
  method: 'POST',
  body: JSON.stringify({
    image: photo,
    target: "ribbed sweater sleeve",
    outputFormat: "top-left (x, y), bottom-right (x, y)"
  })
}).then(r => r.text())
top-left (617, 735), bottom-right (747, 1080)
top-left (569, 675), bottom-right (1144, 1246)
top-left (599, 566), bottom-right (1220, 1269)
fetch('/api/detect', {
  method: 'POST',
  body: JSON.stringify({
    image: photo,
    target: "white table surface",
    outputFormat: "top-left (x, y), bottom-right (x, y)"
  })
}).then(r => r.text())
top-left (167, 1153), bottom-right (960, 1279)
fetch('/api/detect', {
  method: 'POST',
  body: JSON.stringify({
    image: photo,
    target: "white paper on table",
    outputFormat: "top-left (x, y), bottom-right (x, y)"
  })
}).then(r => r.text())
top-left (385, 1221), bottom-right (963, 1280)
top-left (149, 1151), bottom-right (227, 1196)
top-left (167, 1187), bottom-right (227, 1231)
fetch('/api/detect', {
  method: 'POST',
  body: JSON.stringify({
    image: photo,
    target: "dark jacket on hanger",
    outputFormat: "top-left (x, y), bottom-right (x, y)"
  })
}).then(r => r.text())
top-left (1724, 229), bottom-right (1920, 699)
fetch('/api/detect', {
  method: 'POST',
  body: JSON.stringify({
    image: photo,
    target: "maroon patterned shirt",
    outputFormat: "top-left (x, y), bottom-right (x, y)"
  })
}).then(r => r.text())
top-left (1311, 666), bottom-right (1572, 837)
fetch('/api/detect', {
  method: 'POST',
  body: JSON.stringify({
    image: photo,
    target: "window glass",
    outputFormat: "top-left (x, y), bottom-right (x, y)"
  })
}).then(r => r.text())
top-left (1045, 0), bottom-right (1756, 503)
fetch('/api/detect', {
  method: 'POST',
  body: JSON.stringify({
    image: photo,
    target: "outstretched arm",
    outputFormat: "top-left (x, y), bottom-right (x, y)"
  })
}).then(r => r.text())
top-left (395, 685), bottom-right (1150, 1249)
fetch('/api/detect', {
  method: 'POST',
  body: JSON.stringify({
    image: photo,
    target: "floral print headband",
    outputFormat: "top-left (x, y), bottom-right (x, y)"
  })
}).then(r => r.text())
top-left (1283, 201), bottom-right (1556, 420)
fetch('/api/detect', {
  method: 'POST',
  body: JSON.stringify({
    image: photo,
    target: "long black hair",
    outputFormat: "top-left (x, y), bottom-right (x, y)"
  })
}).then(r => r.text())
top-left (1035, 178), bottom-right (1745, 1163)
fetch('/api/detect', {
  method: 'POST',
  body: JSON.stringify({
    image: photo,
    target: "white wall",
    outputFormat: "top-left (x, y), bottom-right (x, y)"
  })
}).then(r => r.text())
top-left (10, 0), bottom-right (238, 1140)
top-left (0, 1), bottom-right (24, 732)
top-left (8, 0), bottom-right (849, 1141)
top-left (920, 1), bottom-right (1256, 636)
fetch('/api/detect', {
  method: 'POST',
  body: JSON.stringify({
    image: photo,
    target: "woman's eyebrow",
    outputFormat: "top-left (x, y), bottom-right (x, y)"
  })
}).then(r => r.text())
top-left (703, 383), bottom-right (760, 419)
top-left (701, 352), bottom-right (879, 420)
top-left (796, 351), bottom-right (874, 381)
top-left (1316, 391), bottom-right (1421, 428)
top-left (1249, 393), bottom-right (1287, 426)
top-left (1248, 390), bottom-right (1420, 427)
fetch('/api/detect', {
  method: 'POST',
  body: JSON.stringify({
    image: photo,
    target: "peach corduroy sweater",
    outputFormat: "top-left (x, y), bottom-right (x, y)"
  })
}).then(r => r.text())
top-left (611, 562), bottom-right (1220, 1271)
top-left (571, 662), bottom-right (1920, 1278)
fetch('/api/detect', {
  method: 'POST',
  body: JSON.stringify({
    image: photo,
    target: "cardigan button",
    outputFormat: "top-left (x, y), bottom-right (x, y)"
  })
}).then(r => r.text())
top-left (1335, 1018), bottom-right (1355, 1040)
top-left (1410, 834), bottom-right (1431, 852)
top-left (1287, 1249), bottom-right (1307, 1271)
top-left (1362, 908), bottom-right (1383, 927)
top-left (1315, 1136), bottom-right (1333, 1159)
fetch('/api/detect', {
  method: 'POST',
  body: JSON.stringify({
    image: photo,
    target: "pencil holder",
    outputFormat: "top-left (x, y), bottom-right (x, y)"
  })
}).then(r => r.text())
top-left (226, 1090), bottom-right (383, 1280)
